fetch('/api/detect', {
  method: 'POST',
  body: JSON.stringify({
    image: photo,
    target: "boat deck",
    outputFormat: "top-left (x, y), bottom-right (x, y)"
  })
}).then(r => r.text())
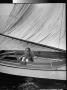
top-left (0, 56), bottom-right (66, 80)
top-left (0, 56), bottom-right (66, 70)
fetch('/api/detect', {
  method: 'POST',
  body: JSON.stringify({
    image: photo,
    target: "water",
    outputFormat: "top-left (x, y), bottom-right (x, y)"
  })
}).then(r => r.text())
top-left (0, 72), bottom-right (66, 90)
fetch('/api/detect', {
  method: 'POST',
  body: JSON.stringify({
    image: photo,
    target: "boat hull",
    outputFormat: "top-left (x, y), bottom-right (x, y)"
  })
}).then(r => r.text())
top-left (0, 60), bottom-right (66, 80)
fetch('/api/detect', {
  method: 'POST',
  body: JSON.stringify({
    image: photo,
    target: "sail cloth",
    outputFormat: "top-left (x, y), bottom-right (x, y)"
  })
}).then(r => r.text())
top-left (0, 3), bottom-right (66, 50)
top-left (0, 4), bottom-right (14, 33)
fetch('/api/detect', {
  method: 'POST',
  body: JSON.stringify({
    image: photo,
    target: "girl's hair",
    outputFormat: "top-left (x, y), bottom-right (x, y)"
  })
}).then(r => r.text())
top-left (25, 47), bottom-right (31, 52)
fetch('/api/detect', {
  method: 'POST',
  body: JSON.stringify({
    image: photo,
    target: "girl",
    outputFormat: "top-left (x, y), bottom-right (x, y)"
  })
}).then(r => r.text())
top-left (21, 48), bottom-right (34, 64)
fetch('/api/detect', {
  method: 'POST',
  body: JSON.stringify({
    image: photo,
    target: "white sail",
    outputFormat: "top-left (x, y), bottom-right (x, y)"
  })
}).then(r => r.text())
top-left (0, 3), bottom-right (66, 50)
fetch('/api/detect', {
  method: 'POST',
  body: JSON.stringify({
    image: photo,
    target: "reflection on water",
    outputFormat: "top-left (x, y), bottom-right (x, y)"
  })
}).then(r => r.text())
top-left (0, 72), bottom-right (66, 90)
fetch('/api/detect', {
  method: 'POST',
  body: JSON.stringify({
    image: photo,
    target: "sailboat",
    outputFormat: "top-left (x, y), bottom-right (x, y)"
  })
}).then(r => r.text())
top-left (0, 3), bottom-right (66, 81)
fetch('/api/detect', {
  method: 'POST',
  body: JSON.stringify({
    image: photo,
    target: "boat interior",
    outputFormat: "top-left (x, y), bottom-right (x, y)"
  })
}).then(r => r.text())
top-left (0, 50), bottom-right (66, 70)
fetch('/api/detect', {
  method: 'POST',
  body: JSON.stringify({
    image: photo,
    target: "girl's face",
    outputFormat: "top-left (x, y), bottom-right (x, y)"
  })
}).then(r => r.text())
top-left (25, 48), bottom-right (29, 54)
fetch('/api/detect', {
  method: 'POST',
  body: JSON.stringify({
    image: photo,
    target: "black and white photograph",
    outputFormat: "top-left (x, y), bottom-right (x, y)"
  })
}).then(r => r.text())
top-left (0, 3), bottom-right (66, 90)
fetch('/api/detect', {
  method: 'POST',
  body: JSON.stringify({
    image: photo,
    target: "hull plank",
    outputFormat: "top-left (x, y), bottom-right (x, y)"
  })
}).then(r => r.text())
top-left (0, 50), bottom-right (66, 80)
top-left (0, 60), bottom-right (66, 80)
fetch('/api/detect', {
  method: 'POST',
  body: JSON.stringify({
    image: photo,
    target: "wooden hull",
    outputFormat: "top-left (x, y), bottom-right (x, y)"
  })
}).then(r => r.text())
top-left (0, 60), bottom-right (66, 80)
